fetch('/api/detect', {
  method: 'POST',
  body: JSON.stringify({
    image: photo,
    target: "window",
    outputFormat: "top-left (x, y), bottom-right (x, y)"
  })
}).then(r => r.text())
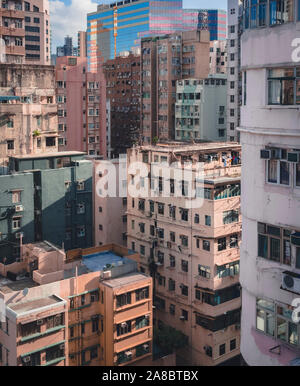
top-left (117, 293), bottom-right (131, 307)
top-left (203, 240), bottom-right (210, 251)
top-left (46, 137), bottom-right (56, 147)
top-left (181, 284), bottom-right (188, 296)
top-left (140, 245), bottom-right (145, 256)
top-left (230, 234), bottom-right (239, 248)
top-left (12, 217), bottom-right (21, 230)
top-left (90, 290), bottom-right (99, 302)
top-left (217, 261), bottom-right (240, 278)
top-left (230, 339), bottom-right (236, 351)
top-left (7, 140), bottom-right (14, 150)
top-left (218, 237), bottom-right (227, 251)
top-left (268, 68), bottom-right (299, 105)
top-left (181, 235), bottom-right (188, 247)
top-left (198, 265), bottom-right (211, 278)
top-left (181, 309), bottom-right (188, 321)
top-left (12, 191), bottom-right (21, 204)
top-left (76, 225), bottom-right (85, 238)
top-left (219, 344), bottom-right (226, 356)
top-left (170, 255), bottom-right (176, 268)
top-left (92, 316), bottom-right (99, 332)
top-left (169, 304), bottom-right (175, 315)
top-left (258, 223), bottom-right (294, 265)
top-left (136, 287), bottom-right (149, 301)
top-left (77, 181), bottom-right (85, 191)
top-left (205, 215), bottom-right (211, 226)
top-left (181, 208), bottom-right (189, 221)
top-left (90, 346), bottom-right (98, 359)
top-left (267, 159), bottom-right (290, 186)
top-left (181, 260), bottom-right (188, 272)
top-left (158, 203), bottom-right (164, 215)
top-left (223, 210), bottom-right (239, 224)
top-left (194, 214), bottom-right (200, 224)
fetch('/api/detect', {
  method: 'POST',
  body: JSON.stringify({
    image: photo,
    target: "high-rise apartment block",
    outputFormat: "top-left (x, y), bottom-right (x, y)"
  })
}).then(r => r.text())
top-left (0, 63), bottom-right (58, 167)
top-left (210, 40), bottom-right (227, 75)
top-left (127, 142), bottom-right (242, 365)
top-left (0, 151), bottom-right (93, 263)
top-left (226, 0), bottom-right (242, 142)
top-left (140, 30), bottom-right (210, 144)
top-left (93, 158), bottom-right (128, 248)
top-left (55, 56), bottom-right (107, 157)
top-left (0, 0), bottom-right (50, 65)
top-left (78, 31), bottom-right (87, 58)
top-left (103, 51), bottom-right (141, 158)
top-left (175, 74), bottom-right (227, 142)
top-left (239, 0), bottom-right (300, 366)
top-left (0, 243), bottom-right (153, 366)
top-left (182, 9), bottom-right (227, 41)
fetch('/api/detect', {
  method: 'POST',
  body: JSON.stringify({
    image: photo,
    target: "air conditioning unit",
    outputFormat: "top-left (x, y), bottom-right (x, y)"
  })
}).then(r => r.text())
top-left (143, 344), bottom-right (149, 350)
top-left (15, 232), bottom-right (23, 239)
top-left (23, 356), bottom-right (31, 363)
top-left (260, 149), bottom-right (271, 159)
top-left (101, 271), bottom-right (111, 280)
top-left (36, 319), bottom-right (43, 326)
top-left (291, 232), bottom-right (300, 246)
top-left (179, 316), bottom-right (185, 321)
top-left (287, 152), bottom-right (300, 163)
top-left (125, 351), bottom-right (132, 358)
top-left (15, 205), bottom-right (24, 212)
top-left (145, 314), bottom-right (150, 319)
top-left (282, 271), bottom-right (300, 295)
top-left (121, 322), bottom-right (127, 328)
top-left (59, 343), bottom-right (65, 350)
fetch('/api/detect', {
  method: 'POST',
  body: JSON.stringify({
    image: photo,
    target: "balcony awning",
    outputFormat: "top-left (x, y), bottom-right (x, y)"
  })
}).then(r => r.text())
top-left (0, 96), bottom-right (20, 101)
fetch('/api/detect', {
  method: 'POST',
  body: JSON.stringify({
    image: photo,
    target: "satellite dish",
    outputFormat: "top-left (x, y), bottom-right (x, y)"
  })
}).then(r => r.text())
top-left (22, 288), bottom-right (28, 296)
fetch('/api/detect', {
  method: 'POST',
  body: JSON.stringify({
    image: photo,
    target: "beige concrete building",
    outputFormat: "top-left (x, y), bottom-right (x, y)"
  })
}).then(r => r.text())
top-left (0, 0), bottom-right (51, 65)
top-left (0, 242), bottom-right (153, 366)
top-left (92, 158), bottom-right (128, 248)
top-left (209, 40), bottom-right (227, 75)
top-left (0, 63), bottom-right (58, 168)
top-left (127, 142), bottom-right (242, 365)
top-left (77, 31), bottom-right (87, 58)
top-left (140, 30), bottom-right (210, 144)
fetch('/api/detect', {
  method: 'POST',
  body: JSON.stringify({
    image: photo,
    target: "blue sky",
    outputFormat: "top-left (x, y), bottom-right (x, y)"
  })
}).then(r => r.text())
top-left (49, 0), bottom-right (227, 52)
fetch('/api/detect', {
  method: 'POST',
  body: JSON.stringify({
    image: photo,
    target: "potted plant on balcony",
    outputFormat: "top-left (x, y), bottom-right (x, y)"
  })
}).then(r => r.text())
top-left (32, 129), bottom-right (41, 137)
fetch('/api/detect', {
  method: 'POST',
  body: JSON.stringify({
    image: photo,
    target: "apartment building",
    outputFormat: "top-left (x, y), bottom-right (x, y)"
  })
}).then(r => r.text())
top-left (0, 151), bottom-right (93, 263)
top-left (127, 142), bottom-right (242, 365)
top-left (182, 9), bottom-right (227, 41)
top-left (140, 30), bottom-right (210, 144)
top-left (226, 0), bottom-right (243, 142)
top-left (103, 52), bottom-right (141, 158)
top-left (55, 56), bottom-right (107, 157)
top-left (0, 63), bottom-right (58, 167)
top-left (0, 242), bottom-right (152, 366)
top-left (0, 0), bottom-right (50, 65)
top-left (175, 74), bottom-right (227, 142)
top-left (210, 40), bottom-right (227, 75)
top-left (0, 0), bottom-right (25, 63)
top-left (239, 0), bottom-right (300, 366)
top-left (78, 31), bottom-right (87, 58)
top-left (23, 0), bottom-right (51, 65)
top-left (93, 158), bottom-right (127, 248)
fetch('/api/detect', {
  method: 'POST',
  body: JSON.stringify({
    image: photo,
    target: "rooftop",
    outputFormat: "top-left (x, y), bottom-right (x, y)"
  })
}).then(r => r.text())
top-left (7, 295), bottom-right (64, 316)
top-left (102, 272), bottom-right (150, 289)
top-left (138, 142), bottom-right (241, 154)
top-left (0, 276), bottom-right (38, 294)
top-left (10, 151), bottom-right (86, 160)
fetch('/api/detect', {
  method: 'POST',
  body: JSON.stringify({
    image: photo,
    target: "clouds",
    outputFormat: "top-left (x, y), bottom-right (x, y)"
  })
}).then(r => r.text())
top-left (49, 0), bottom-right (97, 51)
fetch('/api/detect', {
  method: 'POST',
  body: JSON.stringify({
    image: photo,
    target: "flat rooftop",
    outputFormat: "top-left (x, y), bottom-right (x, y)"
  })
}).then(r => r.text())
top-left (8, 295), bottom-right (64, 316)
top-left (139, 142), bottom-right (241, 153)
top-left (64, 249), bottom-right (137, 279)
top-left (0, 276), bottom-right (38, 294)
top-left (102, 272), bottom-right (150, 289)
top-left (10, 151), bottom-right (86, 160)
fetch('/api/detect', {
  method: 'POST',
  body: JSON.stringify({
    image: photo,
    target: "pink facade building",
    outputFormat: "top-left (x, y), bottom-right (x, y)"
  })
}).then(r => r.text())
top-left (55, 56), bottom-right (107, 157)
top-left (0, 242), bottom-right (153, 366)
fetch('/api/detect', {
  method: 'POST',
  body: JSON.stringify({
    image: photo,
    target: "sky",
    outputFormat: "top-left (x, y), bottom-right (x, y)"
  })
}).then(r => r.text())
top-left (49, 0), bottom-right (227, 53)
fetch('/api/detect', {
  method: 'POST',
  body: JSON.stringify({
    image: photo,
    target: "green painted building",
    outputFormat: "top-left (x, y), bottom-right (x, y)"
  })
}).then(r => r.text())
top-left (0, 152), bottom-right (93, 264)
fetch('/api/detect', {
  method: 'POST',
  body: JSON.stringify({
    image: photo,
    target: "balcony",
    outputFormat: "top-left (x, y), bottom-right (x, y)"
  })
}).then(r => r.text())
top-left (0, 26), bottom-right (25, 37)
top-left (0, 9), bottom-right (24, 19)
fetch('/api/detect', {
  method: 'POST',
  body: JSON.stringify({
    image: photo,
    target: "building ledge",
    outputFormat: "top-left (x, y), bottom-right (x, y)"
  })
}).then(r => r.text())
top-left (20, 325), bottom-right (65, 343)
top-left (41, 356), bottom-right (66, 367)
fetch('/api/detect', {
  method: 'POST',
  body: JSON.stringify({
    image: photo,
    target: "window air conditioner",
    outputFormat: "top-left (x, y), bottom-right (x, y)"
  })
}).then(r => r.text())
top-left (36, 319), bottom-right (43, 326)
top-left (143, 344), bottom-right (149, 350)
top-left (15, 232), bottom-right (23, 239)
top-left (179, 316), bottom-right (185, 321)
top-left (287, 152), bottom-right (300, 163)
top-left (282, 271), bottom-right (300, 295)
top-left (291, 233), bottom-right (300, 246)
top-left (15, 205), bottom-right (24, 212)
top-left (260, 149), bottom-right (270, 159)
top-left (125, 351), bottom-right (132, 358)
top-left (23, 356), bottom-right (31, 363)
